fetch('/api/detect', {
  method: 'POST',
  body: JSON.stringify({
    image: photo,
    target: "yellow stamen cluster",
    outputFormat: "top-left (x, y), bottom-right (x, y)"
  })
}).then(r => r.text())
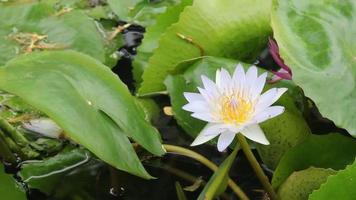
top-left (220, 95), bottom-right (253, 124)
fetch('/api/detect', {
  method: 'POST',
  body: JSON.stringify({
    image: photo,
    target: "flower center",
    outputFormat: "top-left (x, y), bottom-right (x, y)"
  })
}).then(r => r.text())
top-left (220, 95), bottom-right (253, 124)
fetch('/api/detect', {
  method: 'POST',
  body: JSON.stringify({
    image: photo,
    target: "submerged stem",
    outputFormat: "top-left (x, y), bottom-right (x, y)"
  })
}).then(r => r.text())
top-left (0, 129), bottom-right (16, 164)
top-left (236, 134), bottom-right (278, 200)
top-left (163, 144), bottom-right (249, 200)
top-left (161, 164), bottom-right (230, 200)
top-left (162, 164), bottom-right (201, 184)
top-left (0, 118), bottom-right (28, 146)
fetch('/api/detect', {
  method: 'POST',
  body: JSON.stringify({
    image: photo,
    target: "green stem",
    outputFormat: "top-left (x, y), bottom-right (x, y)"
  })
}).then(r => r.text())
top-left (162, 165), bottom-right (230, 200)
top-left (163, 144), bottom-right (249, 200)
top-left (237, 134), bottom-right (278, 200)
top-left (0, 128), bottom-right (29, 160)
top-left (0, 129), bottom-right (16, 163)
top-left (0, 118), bottom-right (28, 146)
top-left (161, 164), bottom-right (200, 184)
top-left (4, 135), bottom-right (27, 159)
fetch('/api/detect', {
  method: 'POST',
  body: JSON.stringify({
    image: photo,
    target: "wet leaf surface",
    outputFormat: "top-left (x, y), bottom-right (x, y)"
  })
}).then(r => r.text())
top-left (272, 133), bottom-right (356, 189)
top-left (139, 0), bottom-right (272, 95)
top-left (272, 0), bottom-right (356, 134)
top-left (0, 50), bottom-right (164, 178)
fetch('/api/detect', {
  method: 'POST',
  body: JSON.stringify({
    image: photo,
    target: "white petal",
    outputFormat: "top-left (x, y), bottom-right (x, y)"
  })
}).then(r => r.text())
top-left (191, 123), bottom-right (221, 146)
top-left (184, 92), bottom-right (204, 102)
top-left (226, 125), bottom-right (245, 134)
top-left (198, 87), bottom-right (219, 103)
top-left (200, 123), bottom-right (225, 135)
top-left (23, 118), bottom-right (63, 139)
top-left (191, 112), bottom-right (218, 123)
top-left (202, 124), bottom-right (234, 136)
top-left (201, 76), bottom-right (220, 101)
top-left (253, 106), bottom-right (285, 123)
top-left (250, 72), bottom-right (267, 100)
top-left (215, 69), bottom-right (221, 87)
top-left (182, 101), bottom-right (209, 113)
top-left (233, 63), bottom-right (245, 80)
top-left (216, 68), bottom-right (231, 92)
top-left (245, 66), bottom-right (258, 85)
top-left (240, 124), bottom-right (269, 145)
top-left (255, 88), bottom-right (288, 114)
top-left (217, 131), bottom-right (236, 152)
top-left (244, 66), bottom-right (258, 98)
top-left (221, 68), bottom-right (232, 81)
top-left (232, 64), bottom-right (245, 92)
top-left (191, 134), bottom-right (218, 146)
top-left (201, 75), bottom-right (217, 92)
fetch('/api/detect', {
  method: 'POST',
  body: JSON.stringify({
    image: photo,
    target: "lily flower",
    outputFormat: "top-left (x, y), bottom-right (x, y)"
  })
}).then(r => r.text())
top-left (183, 64), bottom-right (287, 151)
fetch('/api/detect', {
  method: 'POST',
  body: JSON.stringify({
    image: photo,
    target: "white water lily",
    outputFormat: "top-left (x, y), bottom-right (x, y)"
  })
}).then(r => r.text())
top-left (183, 64), bottom-right (287, 152)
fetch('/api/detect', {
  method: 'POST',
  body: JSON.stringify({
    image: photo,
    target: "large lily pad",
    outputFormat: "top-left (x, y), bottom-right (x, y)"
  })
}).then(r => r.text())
top-left (277, 167), bottom-right (336, 200)
top-left (107, 0), bottom-right (180, 27)
top-left (271, 0), bottom-right (356, 135)
top-left (133, 0), bottom-right (192, 85)
top-left (139, 0), bottom-right (272, 95)
top-left (272, 133), bottom-right (356, 188)
top-left (0, 50), bottom-right (165, 179)
top-left (0, 2), bottom-right (116, 66)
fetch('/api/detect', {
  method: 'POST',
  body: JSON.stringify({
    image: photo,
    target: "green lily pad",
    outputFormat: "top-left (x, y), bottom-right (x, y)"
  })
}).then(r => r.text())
top-left (138, 0), bottom-right (272, 95)
top-left (277, 167), bottom-right (336, 200)
top-left (0, 50), bottom-right (164, 179)
top-left (19, 147), bottom-right (90, 195)
top-left (309, 159), bottom-right (356, 200)
top-left (137, 98), bottom-right (160, 123)
top-left (133, 0), bottom-right (192, 86)
top-left (107, 0), bottom-right (180, 27)
top-left (271, 0), bottom-right (356, 135)
top-left (0, 2), bottom-right (117, 67)
top-left (272, 133), bottom-right (356, 189)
